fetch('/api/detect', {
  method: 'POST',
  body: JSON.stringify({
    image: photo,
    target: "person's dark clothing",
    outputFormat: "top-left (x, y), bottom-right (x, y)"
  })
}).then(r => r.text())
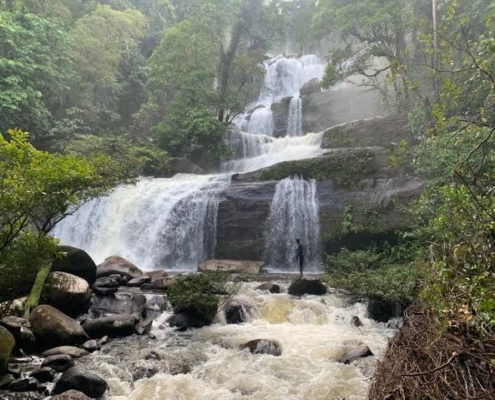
top-left (296, 243), bottom-right (304, 274)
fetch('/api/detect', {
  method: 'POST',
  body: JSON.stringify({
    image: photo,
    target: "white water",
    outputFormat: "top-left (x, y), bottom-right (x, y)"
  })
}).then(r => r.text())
top-left (264, 177), bottom-right (322, 271)
top-left (54, 175), bottom-right (230, 270)
top-left (247, 107), bottom-right (274, 136)
top-left (287, 97), bottom-right (303, 137)
top-left (80, 282), bottom-right (396, 400)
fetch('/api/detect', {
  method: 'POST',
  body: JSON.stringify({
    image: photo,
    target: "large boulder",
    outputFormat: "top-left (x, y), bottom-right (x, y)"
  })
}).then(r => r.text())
top-left (199, 260), bottom-right (264, 274)
top-left (0, 317), bottom-right (35, 353)
top-left (90, 293), bottom-right (148, 317)
top-left (96, 256), bottom-right (143, 279)
top-left (28, 305), bottom-right (88, 349)
top-left (41, 355), bottom-right (74, 372)
top-left (0, 325), bottom-right (15, 375)
top-left (300, 78), bottom-right (321, 96)
top-left (42, 346), bottom-right (89, 359)
top-left (43, 272), bottom-right (92, 316)
top-left (167, 313), bottom-right (208, 331)
top-left (52, 366), bottom-right (108, 398)
top-left (242, 339), bottom-right (282, 356)
top-left (81, 314), bottom-right (139, 338)
top-left (51, 390), bottom-right (92, 400)
top-left (288, 278), bottom-right (327, 296)
top-left (271, 96), bottom-right (292, 137)
top-left (224, 297), bottom-right (255, 324)
top-left (52, 246), bottom-right (97, 285)
top-left (339, 345), bottom-right (374, 364)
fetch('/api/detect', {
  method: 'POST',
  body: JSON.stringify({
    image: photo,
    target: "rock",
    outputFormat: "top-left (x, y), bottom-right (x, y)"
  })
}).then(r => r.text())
top-left (92, 286), bottom-right (118, 296)
top-left (302, 85), bottom-right (384, 133)
top-left (339, 345), bottom-right (374, 364)
top-left (0, 392), bottom-right (42, 399)
top-left (242, 339), bottom-right (282, 356)
top-left (81, 314), bottom-right (139, 338)
top-left (41, 355), bottom-right (74, 372)
top-left (170, 158), bottom-right (204, 175)
top-left (0, 317), bottom-right (35, 353)
top-left (93, 277), bottom-right (120, 289)
top-left (50, 390), bottom-right (92, 400)
top-left (131, 359), bottom-right (160, 381)
top-left (300, 78), bottom-right (321, 96)
top-left (97, 256), bottom-right (143, 279)
top-left (0, 298), bottom-right (26, 318)
top-left (30, 367), bottom-right (55, 383)
top-left (367, 298), bottom-right (403, 322)
top-left (97, 336), bottom-right (109, 346)
top-left (90, 292), bottom-right (148, 317)
top-left (126, 276), bottom-right (151, 287)
top-left (9, 377), bottom-right (39, 392)
top-left (28, 305), bottom-right (88, 349)
top-left (351, 316), bottom-right (363, 327)
top-left (256, 283), bottom-right (281, 293)
top-left (0, 374), bottom-right (15, 389)
top-left (199, 260), bottom-right (264, 274)
top-left (109, 274), bottom-right (128, 285)
top-left (52, 246), bottom-right (97, 285)
top-left (271, 96), bottom-right (292, 137)
top-left (42, 346), bottom-right (89, 359)
top-left (135, 319), bottom-right (153, 335)
top-left (224, 297), bottom-right (255, 324)
top-left (0, 325), bottom-right (16, 375)
top-left (43, 272), bottom-right (92, 316)
top-left (52, 366), bottom-right (108, 398)
top-left (288, 278), bottom-right (327, 296)
top-left (82, 340), bottom-right (100, 353)
top-left (167, 313), bottom-right (207, 331)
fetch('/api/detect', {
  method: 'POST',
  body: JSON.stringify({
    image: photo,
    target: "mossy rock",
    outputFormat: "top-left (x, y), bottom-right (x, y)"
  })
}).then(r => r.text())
top-left (259, 148), bottom-right (376, 187)
top-left (0, 325), bottom-right (15, 375)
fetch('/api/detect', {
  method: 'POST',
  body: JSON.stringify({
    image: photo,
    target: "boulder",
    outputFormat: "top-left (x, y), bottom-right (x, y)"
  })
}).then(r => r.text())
top-left (52, 246), bottom-right (97, 285)
top-left (135, 318), bottom-right (153, 336)
top-left (90, 292), bottom-right (147, 317)
top-left (30, 367), bottom-right (55, 383)
top-left (288, 278), bottom-right (327, 296)
top-left (41, 355), bottom-right (74, 372)
top-left (0, 317), bottom-right (35, 353)
top-left (93, 277), bottom-right (120, 289)
top-left (82, 340), bottom-right (100, 353)
top-left (242, 339), bottom-right (282, 356)
top-left (199, 260), bottom-right (264, 274)
top-left (97, 256), bottom-right (143, 279)
top-left (126, 276), bottom-right (151, 287)
top-left (339, 345), bottom-right (374, 364)
top-left (8, 377), bottom-right (39, 392)
top-left (0, 373), bottom-right (15, 389)
top-left (92, 286), bottom-right (118, 296)
top-left (43, 272), bottom-right (92, 316)
top-left (51, 390), bottom-right (92, 400)
top-left (81, 314), bottom-right (139, 338)
top-left (42, 346), bottom-right (89, 359)
top-left (52, 366), bottom-right (108, 398)
top-left (367, 298), bottom-right (403, 322)
top-left (0, 392), bottom-right (42, 399)
top-left (256, 283), bottom-right (281, 293)
top-left (170, 158), bottom-right (204, 175)
top-left (167, 313), bottom-right (208, 331)
top-left (0, 325), bottom-right (15, 375)
top-left (300, 78), bottom-right (321, 96)
top-left (224, 297), bottom-right (255, 324)
top-left (28, 305), bottom-right (88, 349)
top-left (271, 96), bottom-right (292, 137)
top-left (351, 316), bottom-right (363, 327)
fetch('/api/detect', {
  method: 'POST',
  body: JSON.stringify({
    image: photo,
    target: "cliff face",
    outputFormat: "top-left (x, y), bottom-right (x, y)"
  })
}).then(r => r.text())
top-left (215, 116), bottom-right (425, 261)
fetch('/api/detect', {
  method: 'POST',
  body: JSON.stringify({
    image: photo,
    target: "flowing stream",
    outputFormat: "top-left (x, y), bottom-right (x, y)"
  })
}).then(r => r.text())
top-left (79, 282), bottom-right (396, 400)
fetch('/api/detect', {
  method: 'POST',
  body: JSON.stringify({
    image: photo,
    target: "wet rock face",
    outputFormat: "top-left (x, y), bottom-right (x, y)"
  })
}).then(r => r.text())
top-left (52, 366), bottom-right (108, 398)
top-left (28, 305), bottom-right (88, 349)
top-left (288, 278), bottom-right (328, 296)
top-left (300, 78), bottom-right (321, 97)
top-left (271, 96), bottom-right (292, 137)
top-left (52, 246), bottom-right (97, 285)
top-left (43, 272), bottom-right (92, 316)
top-left (224, 297), bottom-right (256, 324)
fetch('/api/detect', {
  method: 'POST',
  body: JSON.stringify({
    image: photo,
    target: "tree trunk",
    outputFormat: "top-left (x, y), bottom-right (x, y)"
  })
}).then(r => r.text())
top-left (23, 263), bottom-right (52, 318)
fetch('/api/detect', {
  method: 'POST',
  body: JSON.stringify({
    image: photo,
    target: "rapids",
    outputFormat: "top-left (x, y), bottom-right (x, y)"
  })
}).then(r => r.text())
top-left (79, 282), bottom-right (396, 400)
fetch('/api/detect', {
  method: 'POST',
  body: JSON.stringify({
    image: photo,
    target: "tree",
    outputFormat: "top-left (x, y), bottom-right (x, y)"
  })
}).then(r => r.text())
top-left (0, 9), bottom-right (73, 139)
top-left (0, 129), bottom-right (133, 315)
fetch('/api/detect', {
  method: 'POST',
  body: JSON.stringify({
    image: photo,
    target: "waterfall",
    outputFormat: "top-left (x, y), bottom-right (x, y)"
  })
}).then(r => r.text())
top-left (264, 176), bottom-right (322, 272)
top-left (53, 175), bottom-right (230, 271)
top-left (287, 97), bottom-right (303, 136)
top-left (247, 107), bottom-right (274, 136)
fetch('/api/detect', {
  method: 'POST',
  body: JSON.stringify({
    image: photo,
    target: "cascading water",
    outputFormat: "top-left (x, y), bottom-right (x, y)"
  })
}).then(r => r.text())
top-left (54, 175), bottom-right (230, 270)
top-left (247, 107), bottom-right (274, 136)
top-left (264, 176), bottom-right (322, 272)
top-left (79, 282), bottom-right (396, 400)
top-left (287, 97), bottom-right (303, 136)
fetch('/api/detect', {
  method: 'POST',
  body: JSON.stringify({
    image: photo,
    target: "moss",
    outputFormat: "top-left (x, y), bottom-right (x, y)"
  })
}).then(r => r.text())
top-left (259, 148), bottom-right (375, 187)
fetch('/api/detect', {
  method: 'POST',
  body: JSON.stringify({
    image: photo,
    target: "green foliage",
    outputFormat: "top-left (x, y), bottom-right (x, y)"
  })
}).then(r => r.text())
top-left (0, 129), bottom-right (132, 304)
top-left (167, 272), bottom-right (230, 323)
top-left (326, 246), bottom-right (419, 303)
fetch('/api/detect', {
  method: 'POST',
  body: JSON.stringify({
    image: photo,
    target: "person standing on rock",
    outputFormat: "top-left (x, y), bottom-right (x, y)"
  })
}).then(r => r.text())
top-left (295, 239), bottom-right (304, 275)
